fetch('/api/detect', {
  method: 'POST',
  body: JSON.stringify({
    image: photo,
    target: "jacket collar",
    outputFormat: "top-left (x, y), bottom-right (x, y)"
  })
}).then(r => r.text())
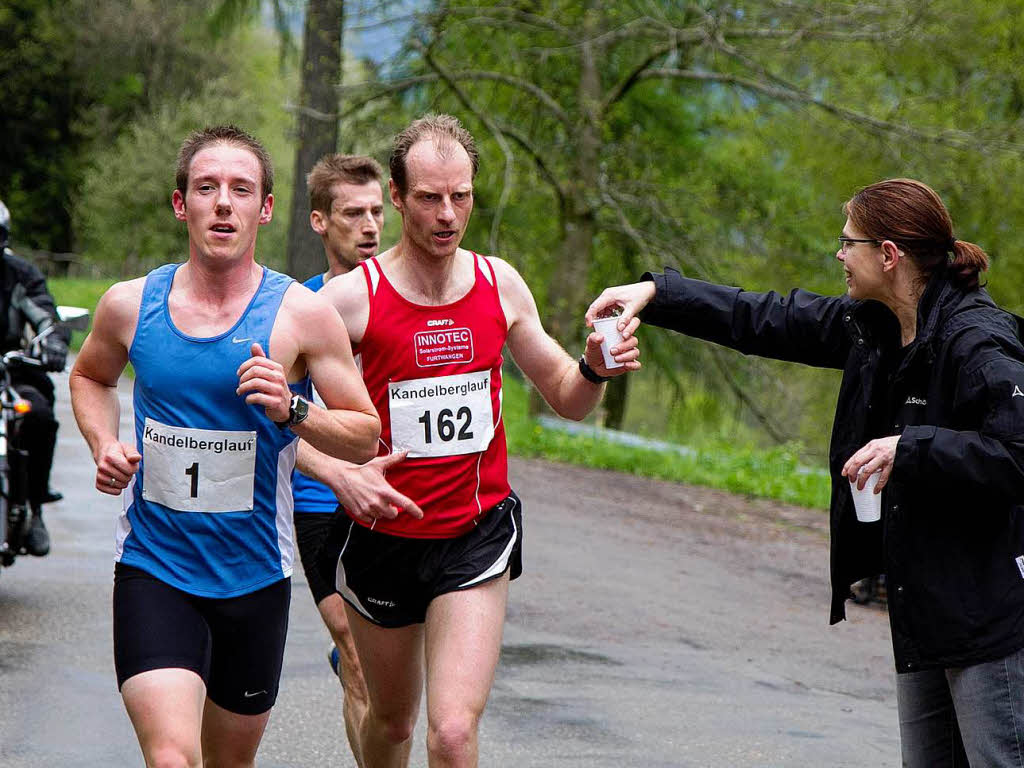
top-left (913, 268), bottom-right (961, 348)
top-left (848, 269), bottom-right (968, 352)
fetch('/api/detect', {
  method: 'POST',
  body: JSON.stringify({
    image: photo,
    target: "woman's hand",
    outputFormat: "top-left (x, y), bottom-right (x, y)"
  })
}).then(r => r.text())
top-left (585, 281), bottom-right (657, 339)
top-left (842, 435), bottom-right (900, 491)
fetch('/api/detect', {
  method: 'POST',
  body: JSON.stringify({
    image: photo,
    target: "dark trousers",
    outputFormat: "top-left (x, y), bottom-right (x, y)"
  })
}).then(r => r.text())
top-left (11, 373), bottom-right (57, 508)
top-left (897, 646), bottom-right (1024, 767)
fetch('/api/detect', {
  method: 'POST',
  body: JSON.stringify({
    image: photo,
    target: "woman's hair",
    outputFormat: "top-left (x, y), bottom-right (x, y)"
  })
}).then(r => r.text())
top-left (843, 178), bottom-right (988, 290)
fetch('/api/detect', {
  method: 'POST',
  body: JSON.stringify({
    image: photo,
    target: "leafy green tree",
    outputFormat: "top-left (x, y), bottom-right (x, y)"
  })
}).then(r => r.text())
top-left (74, 25), bottom-right (297, 274)
top-left (1, 0), bottom-right (257, 254)
top-left (1, 0), bottom-right (86, 251)
top-left (336, 0), bottom-right (1024, 455)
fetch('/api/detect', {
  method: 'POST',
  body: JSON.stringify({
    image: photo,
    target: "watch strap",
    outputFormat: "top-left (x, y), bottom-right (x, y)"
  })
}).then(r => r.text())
top-left (578, 355), bottom-right (609, 384)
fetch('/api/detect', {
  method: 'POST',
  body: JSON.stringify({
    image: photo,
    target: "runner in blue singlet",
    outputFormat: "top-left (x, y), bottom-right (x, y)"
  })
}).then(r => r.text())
top-left (69, 126), bottom-right (380, 768)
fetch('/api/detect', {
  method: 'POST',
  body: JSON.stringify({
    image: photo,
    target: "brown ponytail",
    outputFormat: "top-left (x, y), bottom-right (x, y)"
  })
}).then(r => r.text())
top-left (844, 179), bottom-right (988, 291)
top-left (949, 239), bottom-right (988, 290)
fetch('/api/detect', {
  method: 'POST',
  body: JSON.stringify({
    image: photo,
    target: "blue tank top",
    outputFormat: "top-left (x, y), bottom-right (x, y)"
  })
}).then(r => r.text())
top-left (291, 272), bottom-right (343, 513)
top-left (116, 263), bottom-right (304, 597)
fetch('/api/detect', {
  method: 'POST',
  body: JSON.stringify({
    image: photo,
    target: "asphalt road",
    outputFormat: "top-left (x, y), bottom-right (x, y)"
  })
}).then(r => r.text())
top-left (0, 369), bottom-right (899, 767)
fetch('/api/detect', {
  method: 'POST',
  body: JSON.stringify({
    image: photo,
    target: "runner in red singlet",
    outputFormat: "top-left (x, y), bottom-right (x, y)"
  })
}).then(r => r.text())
top-left (352, 250), bottom-right (510, 539)
top-left (298, 114), bottom-right (641, 768)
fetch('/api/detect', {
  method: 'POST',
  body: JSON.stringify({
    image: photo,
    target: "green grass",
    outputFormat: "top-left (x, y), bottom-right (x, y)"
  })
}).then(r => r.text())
top-left (50, 277), bottom-right (119, 350)
top-left (503, 377), bottom-right (831, 510)
top-left (46, 277), bottom-right (831, 510)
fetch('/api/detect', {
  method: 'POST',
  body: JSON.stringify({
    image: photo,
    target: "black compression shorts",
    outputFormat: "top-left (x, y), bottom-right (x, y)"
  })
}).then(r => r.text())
top-left (294, 509), bottom-right (342, 605)
top-left (112, 563), bottom-right (290, 715)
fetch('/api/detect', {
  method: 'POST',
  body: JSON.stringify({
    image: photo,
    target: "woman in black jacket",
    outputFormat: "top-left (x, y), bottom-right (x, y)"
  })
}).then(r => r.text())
top-left (588, 178), bottom-right (1024, 767)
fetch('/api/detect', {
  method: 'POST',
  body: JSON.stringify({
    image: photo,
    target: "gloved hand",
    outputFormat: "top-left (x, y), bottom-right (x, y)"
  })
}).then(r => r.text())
top-left (39, 336), bottom-right (68, 372)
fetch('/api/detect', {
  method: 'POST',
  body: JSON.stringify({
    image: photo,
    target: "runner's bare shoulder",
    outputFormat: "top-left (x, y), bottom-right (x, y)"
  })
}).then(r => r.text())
top-left (278, 281), bottom-right (352, 353)
top-left (320, 268), bottom-right (371, 341)
top-left (482, 255), bottom-right (536, 324)
top-left (94, 277), bottom-right (146, 347)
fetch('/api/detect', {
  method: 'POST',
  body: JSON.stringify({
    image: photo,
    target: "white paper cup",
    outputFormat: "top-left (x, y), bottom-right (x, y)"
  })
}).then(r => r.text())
top-left (850, 471), bottom-right (882, 523)
top-left (592, 316), bottom-right (625, 369)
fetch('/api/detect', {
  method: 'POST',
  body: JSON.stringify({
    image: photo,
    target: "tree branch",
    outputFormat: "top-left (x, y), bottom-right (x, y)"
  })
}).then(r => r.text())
top-left (416, 42), bottom-right (516, 256)
top-left (283, 101), bottom-right (336, 123)
top-left (338, 70), bottom-right (571, 127)
top-left (600, 40), bottom-right (679, 116)
top-left (438, 5), bottom-right (570, 35)
top-left (597, 181), bottom-right (650, 257)
top-left (637, 68), bottom-right (1024, 154)
top-left (337, 74), bottom-right (440, 116)
top-left (522, 16), bottom-right (705, 55)
top-left (708, 348), bottom-right (793, 444)
top-left (495, 123), bottom-right (568, 212)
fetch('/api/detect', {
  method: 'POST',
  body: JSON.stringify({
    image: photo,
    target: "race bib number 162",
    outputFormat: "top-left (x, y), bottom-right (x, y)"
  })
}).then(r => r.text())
top-left (388, 371), bottom-right (494, 458)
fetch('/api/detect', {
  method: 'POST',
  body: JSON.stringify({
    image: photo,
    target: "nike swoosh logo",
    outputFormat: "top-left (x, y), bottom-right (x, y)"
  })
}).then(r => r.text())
top-left (232, 337), bottom-right (252, 344)
top-left (243, 690), bottom-right (267, 698)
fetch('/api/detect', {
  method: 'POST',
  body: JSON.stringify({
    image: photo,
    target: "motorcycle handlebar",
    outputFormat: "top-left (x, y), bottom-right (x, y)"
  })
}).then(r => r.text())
top-left (1, 350), bottom-right (43, 369)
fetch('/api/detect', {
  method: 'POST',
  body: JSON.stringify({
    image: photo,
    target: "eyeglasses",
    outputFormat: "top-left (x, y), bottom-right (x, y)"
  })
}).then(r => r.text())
top-left (838, 236), bottom-right (881, 254)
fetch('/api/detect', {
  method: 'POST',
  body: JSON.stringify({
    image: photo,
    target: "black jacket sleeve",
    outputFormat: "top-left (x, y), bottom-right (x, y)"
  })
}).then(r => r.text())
top-left (4, 250), bottom-right (70, 345)
top-left (639, 268), bottom-right (853, 370)
top-left (896, 334), bottom-right (1024, 502)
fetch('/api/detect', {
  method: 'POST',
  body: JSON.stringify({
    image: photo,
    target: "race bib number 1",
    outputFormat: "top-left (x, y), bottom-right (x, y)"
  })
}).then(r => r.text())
top-left (389, 371), bottom-right (494, 458)
top-left (141, 418), bottom-right (257, 513)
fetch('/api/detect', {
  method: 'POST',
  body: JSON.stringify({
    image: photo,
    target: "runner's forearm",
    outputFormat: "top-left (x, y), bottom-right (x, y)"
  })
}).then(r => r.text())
top-left (292, 409), bottom-right (379, 466)
top-left (544, 357), bottom-right (605, 421)
top-left (69, 370), bottom-right (122, 462)
top-left (295, 440), bottom-right (358, 481)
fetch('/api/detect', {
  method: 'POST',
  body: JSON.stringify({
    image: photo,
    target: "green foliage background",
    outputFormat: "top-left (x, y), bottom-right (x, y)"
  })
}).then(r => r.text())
top-left (10, 0), bottom-right (1024, 505)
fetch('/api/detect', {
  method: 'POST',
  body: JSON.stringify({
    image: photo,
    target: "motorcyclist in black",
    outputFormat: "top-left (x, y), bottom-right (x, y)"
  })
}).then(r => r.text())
top-left (0, 199), bottom-right (70, 556)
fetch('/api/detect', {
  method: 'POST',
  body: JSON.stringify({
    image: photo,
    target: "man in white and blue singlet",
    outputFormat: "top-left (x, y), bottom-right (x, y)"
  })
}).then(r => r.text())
top-left (292, 153), bottom-right (416, 766)
top-left (69, 126), bottom-right (380, 768)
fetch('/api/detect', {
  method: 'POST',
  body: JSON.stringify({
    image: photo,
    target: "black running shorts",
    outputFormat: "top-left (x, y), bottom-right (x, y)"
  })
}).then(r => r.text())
top-left (112, 563), bottom-right (290, 715)
top-left (318, 491), bottom-right (523, 628)
top-left (294, 509), bottom-right (341, 605)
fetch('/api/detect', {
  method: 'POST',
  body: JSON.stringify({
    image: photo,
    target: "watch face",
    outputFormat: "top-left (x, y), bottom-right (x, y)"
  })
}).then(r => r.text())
top-left (292, 395), bottom-right (309, 423)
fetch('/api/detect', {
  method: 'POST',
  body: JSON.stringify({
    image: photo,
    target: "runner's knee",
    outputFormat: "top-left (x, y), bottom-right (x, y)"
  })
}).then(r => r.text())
top-left (366, 708), bottom-right (417, 745)
top-left (146, 744), bottom-right (201, 768)
top-left (427, 711), bottom-right (479, 760)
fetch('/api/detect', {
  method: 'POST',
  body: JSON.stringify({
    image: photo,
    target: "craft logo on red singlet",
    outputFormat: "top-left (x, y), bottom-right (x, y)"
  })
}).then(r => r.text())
top-left (414, 324), bottom-right (474, 367)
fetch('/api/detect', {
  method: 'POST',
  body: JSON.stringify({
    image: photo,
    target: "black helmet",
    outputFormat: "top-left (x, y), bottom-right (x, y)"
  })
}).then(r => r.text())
top-left (0, 199), bottom-right (9, 250)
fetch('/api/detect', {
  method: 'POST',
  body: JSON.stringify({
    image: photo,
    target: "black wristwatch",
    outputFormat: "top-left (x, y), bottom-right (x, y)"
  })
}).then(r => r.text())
top-left (276, 394), bottom-right (309, 429)
top-left (578, 355), bottom-right (610, 384)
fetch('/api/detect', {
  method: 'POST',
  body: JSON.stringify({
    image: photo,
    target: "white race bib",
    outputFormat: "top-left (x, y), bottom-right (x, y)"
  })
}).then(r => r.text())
top-left (141, 418), bottom-right (257, 513)
top-left (388, 371), bottom-right (494, 458)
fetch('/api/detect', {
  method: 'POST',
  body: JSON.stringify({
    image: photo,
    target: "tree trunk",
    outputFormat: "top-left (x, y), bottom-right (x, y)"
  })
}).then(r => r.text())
top-left (603, 373), bottom-right (628, 429)
top-left (529, 5), bottom-right (600, 418)
top-left (285, 0), bottom-right (344, 281)
top-left (546, 6), bottom-right (600, 351)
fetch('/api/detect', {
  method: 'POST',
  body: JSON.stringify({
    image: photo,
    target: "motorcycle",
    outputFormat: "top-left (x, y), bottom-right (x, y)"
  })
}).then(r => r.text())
top-left (0, 305), bottom-right (89, 571)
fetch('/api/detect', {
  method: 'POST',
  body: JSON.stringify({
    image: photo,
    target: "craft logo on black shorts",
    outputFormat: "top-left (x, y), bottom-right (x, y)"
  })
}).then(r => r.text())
top-left (414, 327), bottom-right (474, 367)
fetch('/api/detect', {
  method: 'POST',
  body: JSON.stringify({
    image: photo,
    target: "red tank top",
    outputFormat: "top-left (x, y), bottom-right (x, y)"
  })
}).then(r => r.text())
top-left (353, 253), bottom-right (511, 538)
